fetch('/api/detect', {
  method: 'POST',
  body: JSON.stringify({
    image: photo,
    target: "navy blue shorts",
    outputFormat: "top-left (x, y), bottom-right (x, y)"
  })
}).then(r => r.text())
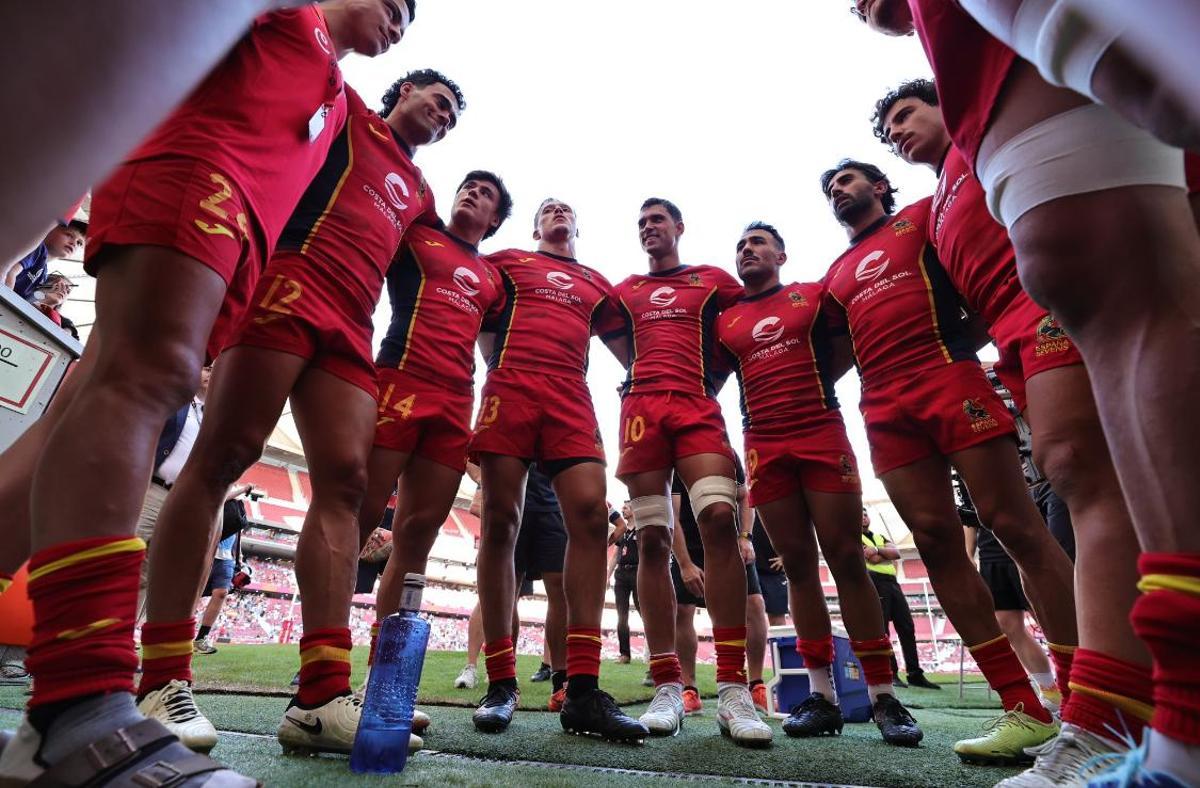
top-left (203, 558), bottom-right (235, 596)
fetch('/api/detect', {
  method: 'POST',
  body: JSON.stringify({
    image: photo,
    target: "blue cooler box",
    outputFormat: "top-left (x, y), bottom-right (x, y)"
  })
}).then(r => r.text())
top-left (766, 627), bottom-right (872, 722)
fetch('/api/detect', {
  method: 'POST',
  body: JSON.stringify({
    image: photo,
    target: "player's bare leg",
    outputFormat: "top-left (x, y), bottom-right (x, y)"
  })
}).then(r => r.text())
top-left (372, 455), bottom-right (462, 617)
top-left (882, 455), bottom-right (1058, 762)
top-left (746, 594), bottom-right (768, 688)
top-left (623, 469), bottom-right (683, 735)
top-left (3, 247), bottom-right (254, 783)
top-left (276, 367), bottom-right (375, 755)
top-left (950, 438), bottom-right (1078, 649)
top-left (472, 453), bottom-right (527, 733)
top-left (356, 450), bottom-right (412, 551)
top-left (540, 570), bottom-right (567, 705)
top-left (552, 461), bottom-right (647, 741)
top-left (676, 604), bottom-right (698, 689)
top-left (1025, 366), bottom-right (1149, 670)
top-left (676, 453), bottom-right (770, 746)
top-left (979, 62), bottom-right (1200, 782)
top-left (145, 346), bottom-right (307, 627)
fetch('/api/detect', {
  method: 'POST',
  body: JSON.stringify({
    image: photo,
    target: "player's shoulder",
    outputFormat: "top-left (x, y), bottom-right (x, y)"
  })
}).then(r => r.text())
top-left (481, 248), bottom-right (530, 267)
top-left (785, 280), bottom-right (824, 302)
top-left (689, 264), bottom-right (739, 284)
top-left (577, 261), bottom-right (614, 290)
top-left (896, 197), bottom-right (935, 228)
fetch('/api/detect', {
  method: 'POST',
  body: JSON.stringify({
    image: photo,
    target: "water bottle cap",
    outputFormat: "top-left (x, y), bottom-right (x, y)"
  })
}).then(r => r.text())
top-left (403, 572), bottom-right (426, 587)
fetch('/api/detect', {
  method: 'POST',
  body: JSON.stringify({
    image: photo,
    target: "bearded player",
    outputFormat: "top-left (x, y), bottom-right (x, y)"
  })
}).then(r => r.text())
top-left (604, 198), bottom-right (771, 746)
top-left (819, 160), bottom-right (1077, 765)
top-left (135, 68), bottom-right (460, 758)
top-left (873, 77), bottom-right (1153, 782)
top-left (717, 221), bottom-right (922, 748)
top-left (0, 4), bottom-right (410, 784)
top-left (857, 5), bottom-right (1200, 784)
top-left (467, 199), bottom-right (647, 743)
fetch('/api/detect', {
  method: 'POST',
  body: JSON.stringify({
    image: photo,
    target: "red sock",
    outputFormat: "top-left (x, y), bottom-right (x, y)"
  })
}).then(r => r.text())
top-left (852, 637), bottom-right (896, 687)
top-left (566, 627), bottom-right (601, 679)
top-left (483, 636), bottom-right (517, 684)
top-left (797, 636), bottom-right (834, 670)
top-left (714, 626), bottom-right (747, 684)
top-left (367, 620), bottom-right (381, 668)
top-left (138, 618), bottom-right (196, 698)
top-left (648, 652), bottom-right (682, 687)
top-left (1063, 647), bottom-right (1154, 744)
top-left (1048, 642), bottom-right (1076, 706)
top-left (1131, 552), bottom-right (1200, 745)
top-left (25, 536), bottom-right (143, 708)
top-left (971, 634), bottom-right (1053, 724)
top-left (296, 627), bottom-right (352, 707)
top-left (0, 571), bottom-right (12, 596)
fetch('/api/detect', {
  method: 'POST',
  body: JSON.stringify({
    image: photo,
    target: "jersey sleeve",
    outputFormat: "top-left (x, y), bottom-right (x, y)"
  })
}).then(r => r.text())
top-left (819, 277), bottom-right (849, 337)
top-left (593, 294), bottom-right (626, 340)
top-left (715, 268), bottom-right (744, 309)
top-left (481, 261), bottom-right (507, 327)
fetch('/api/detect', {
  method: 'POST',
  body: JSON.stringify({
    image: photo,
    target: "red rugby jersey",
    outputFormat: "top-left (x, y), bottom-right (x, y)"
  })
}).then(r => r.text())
top-left (378, 223), bottom-right (505, 392)
top-left (909, 0), bottom-right (1018, 168)
top-left (275, 85), bottom-right (433, 315)
top-left (822, 199), bottom-right (977, 386)
top-left (716, 282), bottom-right (840, 431)
top-left (482, 250), bottom-right (614, 381)
top-left (129, 6), bottom-right (348, 246)
top-left (605, 265), bottom-right (743, 397)
top-left (930, 145), bottom-right (1026, 328)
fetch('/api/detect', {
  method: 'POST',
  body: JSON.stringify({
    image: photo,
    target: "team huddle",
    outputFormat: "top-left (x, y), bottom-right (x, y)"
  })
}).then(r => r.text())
top-left (0, 0), bottom-right (1198, 786)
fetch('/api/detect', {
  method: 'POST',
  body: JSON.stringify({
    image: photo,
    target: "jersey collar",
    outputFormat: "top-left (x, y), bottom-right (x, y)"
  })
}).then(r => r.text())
top-left (539, 250), bottom-right (578, 264)
top-left (647, 264), bottom-right (688, 278)
top-left (848, 215), bottom-right (891, 247)
top-left (738, 283), bottom-right (784, 303)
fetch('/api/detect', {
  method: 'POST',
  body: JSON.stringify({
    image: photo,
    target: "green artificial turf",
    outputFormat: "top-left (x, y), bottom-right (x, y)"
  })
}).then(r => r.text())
top-left (0, 652), bottom-right (1023, 788)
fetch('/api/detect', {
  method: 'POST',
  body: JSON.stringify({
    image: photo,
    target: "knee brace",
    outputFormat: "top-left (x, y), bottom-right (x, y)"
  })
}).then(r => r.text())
top-left (687, 475), bottom-right (738, 518)
top-left (629, 495), bottom-right (672, 531)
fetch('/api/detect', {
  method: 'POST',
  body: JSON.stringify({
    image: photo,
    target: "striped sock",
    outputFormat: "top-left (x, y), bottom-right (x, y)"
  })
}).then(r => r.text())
top-left (296, 627), bottom-right (352, 708)
top-left (970, 634), bottom-right (1053, 724)
top-left (1063, 647), bottom-right (1153, 744)
top-left (24, 536), bottom-right (143, 709)
top-left (714, 626), bottom-right (747, 685)
top-left (138, 618), bottom-right (196, 698)
top-left (853, 636), bottom-right (896, 702)
top-left (565, 627), bottom-right (601, 698)
top-left (1132, 552), bottom-right (1200, 745)
top-left (648, 652), bottom-right (683, 687)
top-left (1048, 642), bottom-right (1076, 706)
top-left (797, 636), bottom-right (836, 702)
top-left (483, 636), bottom-right (517, 684)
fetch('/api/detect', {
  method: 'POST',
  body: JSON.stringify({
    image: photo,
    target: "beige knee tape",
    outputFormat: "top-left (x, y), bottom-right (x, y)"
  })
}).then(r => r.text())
top-left (687, 475), bottom-right (738, 518)
top-left (629, 495), bottom-right (671, 531)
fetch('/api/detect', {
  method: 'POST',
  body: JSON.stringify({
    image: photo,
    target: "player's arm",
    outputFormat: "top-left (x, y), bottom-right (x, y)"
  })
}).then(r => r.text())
top-left (477, 331), bottom-right (497, 362)
top-left (963, 525), bottom-right (978, 563)
top-left (828, 333), bottom-right (855, 381)
top-left (961, 310), bottom-right (993, 353)
top-left (601, 333), bottom-right (631, 368)
top-left (875, 537), bottom-right (902, 561)
top-left (736, 483), bottom-right (755, 565)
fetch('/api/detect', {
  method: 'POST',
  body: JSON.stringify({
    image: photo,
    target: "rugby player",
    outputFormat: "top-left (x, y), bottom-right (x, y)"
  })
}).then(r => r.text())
top-left (468, 199), bottom-right (646, 742)
top-left (873, 77), bottom-right (1153, 781)
top-left (0, 4), bottom-right (410, 784)
top-left (716, 221), bottom-right (922, 746)
top-left (135, 67), bottom-right (460, 758)
top-left (819, 160), bottom-right (1077, 764)
top-left (604, 198), bottom-right (771, 746)
top-left (857, 5), bottom-right (1200, 783)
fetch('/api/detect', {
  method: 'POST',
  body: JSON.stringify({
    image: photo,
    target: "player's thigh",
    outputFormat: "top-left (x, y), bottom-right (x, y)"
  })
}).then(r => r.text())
top-left (806, 489), bottom-right (869, 574)
top-left (90, 245), bottom-right (227, 395)
top-left (187, 345), bottom-right (309, 485)
top-left (479, 453), bottom-right (530, 533)
top-left (879, 455), bottom-right (958, 542)
top-left (395, 453), bottom-right (464, 532)
top-left (949, 436), bottom-right (1032, 525)
top-left (674, 453), bottom-right (737, 491)
top-left (359, 446), bottom-right (412, 535)
top-left (1023, 363), bottom-right (1112, 488)
top-left (755, 493), bottom-right (817, 565)
top-left (550, 460), bottom-right (607, 537)
top-left (291, 365), bottom-right (377, 497)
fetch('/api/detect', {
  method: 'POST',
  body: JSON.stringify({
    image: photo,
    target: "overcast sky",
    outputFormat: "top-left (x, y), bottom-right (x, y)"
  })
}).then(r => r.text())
top-left (340, 1), bottom-right (1006, 525)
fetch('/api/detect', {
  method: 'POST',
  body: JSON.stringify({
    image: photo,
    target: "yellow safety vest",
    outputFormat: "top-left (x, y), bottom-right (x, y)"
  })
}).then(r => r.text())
top-left (862, 531), bottom-right (897, 577)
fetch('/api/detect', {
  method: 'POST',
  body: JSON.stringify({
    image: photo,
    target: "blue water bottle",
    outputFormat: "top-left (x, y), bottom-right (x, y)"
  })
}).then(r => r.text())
top-left (350, 573), bottom-right (430, 773)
